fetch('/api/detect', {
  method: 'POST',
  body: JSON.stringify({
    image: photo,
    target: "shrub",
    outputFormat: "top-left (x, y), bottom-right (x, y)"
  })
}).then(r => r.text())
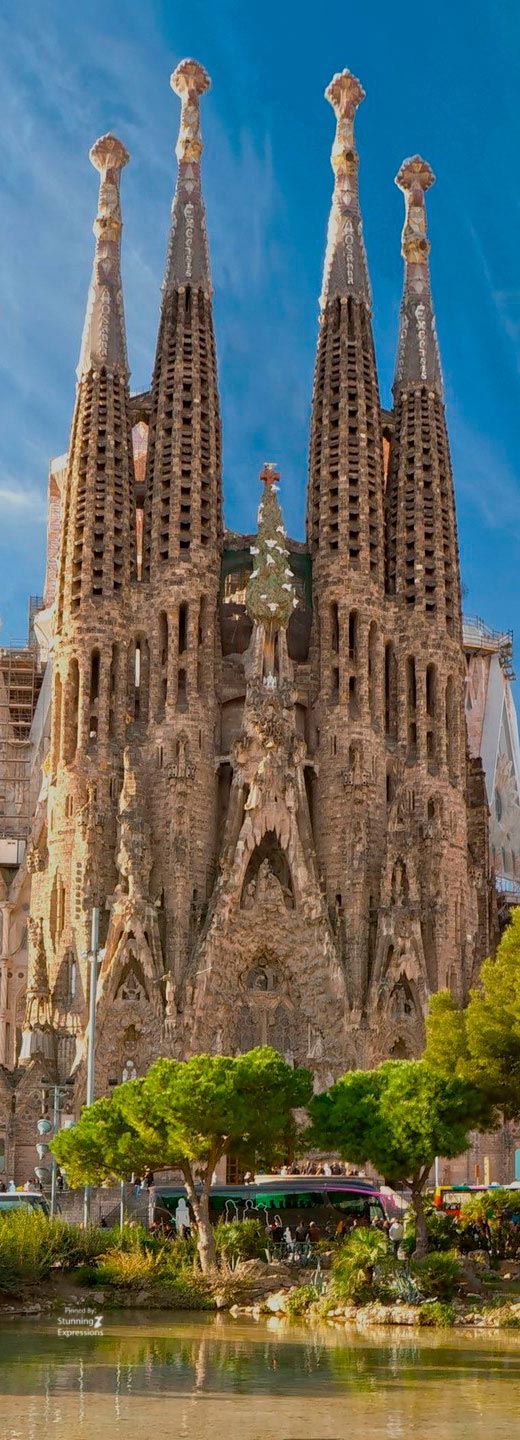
top-left (458, 1190), bottom-right (520, 1263)
top-left (403, 1204), bottom-right (459, 1256)
top-left (0, 1212), bottom-right (135, 1293)
top-left (73, 1264), bottom-right (101, 1287)
top-left (418, 1300), bottom-right (456, 1327)
top-left (0, 1210), bottom-right (108, 1290)
top-left (95, 1248), bottom-right (163, 1290)
top-left (44, 1218), bottom-right (108, 1267)
top-left (103, 1221), bottom-right (160, 1254)
top-left (214, 1218), bottom-right (268, 1267)
top-left (159, 1234), bottom-right (199, 1273)
top-left (0, 1210), bottom-right (213, 1308)
top-left (331, 1228), bottom-right (390, 1304)
top-left (285, 1284), bottom-right (320, 1317)
top-left (160, 1272), bottom-right (214, 1309)
top-left (0, 1210), bottom-right (52, 1292)
top-left (411, 1251), bottom-right (462, 1301)
top-left (68, 1223), bottom-right (111, 1264)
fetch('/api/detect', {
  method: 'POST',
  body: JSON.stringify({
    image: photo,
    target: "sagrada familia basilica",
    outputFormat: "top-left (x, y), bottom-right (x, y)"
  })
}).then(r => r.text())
top-left (0, 59), bottom-right (498, 1170)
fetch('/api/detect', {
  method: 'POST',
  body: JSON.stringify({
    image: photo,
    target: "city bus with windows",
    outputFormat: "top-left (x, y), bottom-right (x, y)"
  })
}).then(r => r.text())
top-left (149, 1175), bottom-right (407, 1233)
top-left (433, 1184), bottom-right (499, 1216)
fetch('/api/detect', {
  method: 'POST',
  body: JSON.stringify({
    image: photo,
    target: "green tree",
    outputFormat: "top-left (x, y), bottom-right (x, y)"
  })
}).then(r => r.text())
top-left (425, 910), bottom-right (520, 1121)
top-left (53, 1048), bottom-right (311, 1273)
top-left (52, 1092), bottom-right (155, 1187)
top-left (309, 1060), bottom-right (485, 1256)
top-left (424, 991), bottom-right (469, 1076)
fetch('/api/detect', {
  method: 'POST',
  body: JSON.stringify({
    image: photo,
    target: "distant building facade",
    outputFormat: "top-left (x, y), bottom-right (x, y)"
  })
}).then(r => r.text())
top-left (464, 617), bottom-right (520, 911)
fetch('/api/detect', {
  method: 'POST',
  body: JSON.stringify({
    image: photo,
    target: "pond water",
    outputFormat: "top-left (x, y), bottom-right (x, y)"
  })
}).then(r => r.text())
top-left (1, 1311), bottom-right (520, 1440)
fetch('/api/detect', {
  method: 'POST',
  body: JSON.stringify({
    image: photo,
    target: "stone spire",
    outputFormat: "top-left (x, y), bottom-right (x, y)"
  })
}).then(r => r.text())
top-left (163, 58), bottom-right (212, 297)
top-left (142, 59), bottom-right (221, 571)
top-left (320, 69), bottom-right (371, 310)
top-left (55, 132), bottom-right (136, 626)
top-left (386, 158), bottom-right (460, 637)
top-left (77, 134), bottom-right (130, 380)
top-left (394, 156), bottom-right (443, 397)
top-left (308, 67), bottom-right (384, 579)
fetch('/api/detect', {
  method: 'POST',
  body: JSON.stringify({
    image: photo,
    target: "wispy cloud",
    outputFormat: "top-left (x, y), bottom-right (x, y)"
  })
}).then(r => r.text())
top-left (0, 484), bottom-right (47, 519)
top-left (451, 410), bottom-right (520, 532)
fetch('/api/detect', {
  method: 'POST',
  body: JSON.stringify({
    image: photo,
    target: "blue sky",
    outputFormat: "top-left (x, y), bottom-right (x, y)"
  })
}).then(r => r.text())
top-left (1, 0), bottom-right (519, 664)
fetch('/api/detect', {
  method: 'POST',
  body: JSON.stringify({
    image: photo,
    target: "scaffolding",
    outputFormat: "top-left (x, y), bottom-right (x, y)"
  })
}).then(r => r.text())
top-left (0, 641), bottom-right (43, 843)
top-left (463, 614), bottom-right (515, 681)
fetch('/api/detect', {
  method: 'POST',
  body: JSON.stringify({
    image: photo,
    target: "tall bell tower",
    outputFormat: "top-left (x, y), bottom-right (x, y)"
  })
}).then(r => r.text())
top-left (308, 71), bottom-right (386, 1011)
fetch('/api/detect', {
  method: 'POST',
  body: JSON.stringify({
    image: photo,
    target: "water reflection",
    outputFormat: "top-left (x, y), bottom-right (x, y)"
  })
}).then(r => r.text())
top-left (0, 1314), bottom-right (519, 1439)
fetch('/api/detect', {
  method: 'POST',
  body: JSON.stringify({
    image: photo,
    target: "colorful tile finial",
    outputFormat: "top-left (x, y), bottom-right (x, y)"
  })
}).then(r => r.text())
top-left (320, 68), bottom-right (371, 310)
top-left (394, 154), bottom-right (443, 396)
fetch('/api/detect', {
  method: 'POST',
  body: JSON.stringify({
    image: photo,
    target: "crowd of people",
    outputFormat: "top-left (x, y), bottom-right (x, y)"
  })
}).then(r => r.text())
top-left (261, 1162), bottom-right (364, 1179)
top-left (266, 1209), bottom-right (405, 1255)
top-left (0, 1171), bottom-right (66, 1195)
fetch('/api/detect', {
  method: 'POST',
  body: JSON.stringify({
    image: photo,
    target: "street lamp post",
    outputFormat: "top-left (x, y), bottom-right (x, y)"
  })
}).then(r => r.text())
top-left (50, 1082), bottom-right (60, 1217)
top-left (37, 1079), bottom-right (75, 1216)
top-left (83, 906), bottom-right (100, 1227)
top-left (109, 1070), bottom-right (131, 1233)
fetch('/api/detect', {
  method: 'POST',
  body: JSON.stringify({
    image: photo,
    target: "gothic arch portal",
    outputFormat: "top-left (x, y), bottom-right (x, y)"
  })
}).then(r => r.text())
top-left (240, 832), bottom-right (294, 910)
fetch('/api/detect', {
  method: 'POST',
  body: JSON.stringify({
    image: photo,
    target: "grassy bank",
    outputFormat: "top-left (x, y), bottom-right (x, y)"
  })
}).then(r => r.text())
top-left (2, 1209), bottom-right (520, 1328)
top-left (0, 1211), bottom-right (214, 1309)
top-left (0, 1211), bottom-right (278, 1312)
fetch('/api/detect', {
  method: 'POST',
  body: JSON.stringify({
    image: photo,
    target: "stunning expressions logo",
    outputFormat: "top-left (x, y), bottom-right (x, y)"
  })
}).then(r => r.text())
top-left (57, 1304), bottom-right (104, 1336)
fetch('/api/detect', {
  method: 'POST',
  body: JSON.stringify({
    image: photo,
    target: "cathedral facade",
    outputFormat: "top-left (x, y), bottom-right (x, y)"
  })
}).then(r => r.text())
top-left (19, 60), bottom-right (493, 1108)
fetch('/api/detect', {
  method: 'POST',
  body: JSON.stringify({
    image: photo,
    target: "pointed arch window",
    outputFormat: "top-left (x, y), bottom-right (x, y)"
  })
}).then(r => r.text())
top-left (64, 659), bottom-right (79, 764)
top-left (446, 675), bottom-right (458, 782)
top-left (330, 602), bottom-right (339, 654)
top-left (52, 672), bottom-right (62, 775)
top-left (368, 622), bottom-right (378, 728)
top-left (385, 642), bottom-right (397, 742)
top-left (157, 612), bottom-right (168, 718)
top-left (426, 663), bottom-right (437, 771)
top-left (406, 656), bottom-right (417, 759)
top-left (108, 643), bottom-right (119, 737)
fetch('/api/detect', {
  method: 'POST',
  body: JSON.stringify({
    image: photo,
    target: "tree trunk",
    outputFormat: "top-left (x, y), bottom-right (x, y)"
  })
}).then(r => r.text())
top-left (412, 1186), bottom-right (428, 1259)
top-left (182, 1166), bottom-right (218, 1276)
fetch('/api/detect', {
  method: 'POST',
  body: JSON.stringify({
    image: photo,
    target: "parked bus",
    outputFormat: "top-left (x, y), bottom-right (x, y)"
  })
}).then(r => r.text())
top-left (0, 1192), bottom-right (50, 1218)
top-left (149, 1175), bottom-right (406, 1232)
top-left (433, 1185), bottom-right (498, 1216)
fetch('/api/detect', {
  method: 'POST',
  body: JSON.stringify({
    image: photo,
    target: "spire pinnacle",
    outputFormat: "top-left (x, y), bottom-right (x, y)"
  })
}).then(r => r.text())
top-left (164, 58), bottom-right (212, 295)
top-left (77, 133), bottom-right (130, 380)
top-left (320, 68), bottom-right (371, 310)
top-left (171, 58), bottom-right (211, 160)
top-left (394, 155), bottom-right (443, 396)
top-left (246, 467), bottom-right (297, 633)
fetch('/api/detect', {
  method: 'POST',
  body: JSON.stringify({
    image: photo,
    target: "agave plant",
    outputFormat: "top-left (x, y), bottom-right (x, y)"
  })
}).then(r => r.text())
top-left (391, 1268), bottom-right (424, 1305)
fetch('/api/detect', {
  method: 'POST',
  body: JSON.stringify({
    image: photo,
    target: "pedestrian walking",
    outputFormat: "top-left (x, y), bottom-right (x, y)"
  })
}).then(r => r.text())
top-left (389, 1218), bottom-right (404, 1257)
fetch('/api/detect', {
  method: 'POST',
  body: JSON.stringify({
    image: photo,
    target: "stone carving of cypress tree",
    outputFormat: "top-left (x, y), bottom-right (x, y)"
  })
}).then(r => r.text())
top-left (246, 464), bottom-right (298, 676)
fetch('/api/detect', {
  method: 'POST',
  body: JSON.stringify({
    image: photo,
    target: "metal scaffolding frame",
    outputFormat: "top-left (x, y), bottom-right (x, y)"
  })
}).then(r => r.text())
top-left (0, 641), bottom-right (43, 841)
top-left (463, 614), bottom-right (516, 680)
